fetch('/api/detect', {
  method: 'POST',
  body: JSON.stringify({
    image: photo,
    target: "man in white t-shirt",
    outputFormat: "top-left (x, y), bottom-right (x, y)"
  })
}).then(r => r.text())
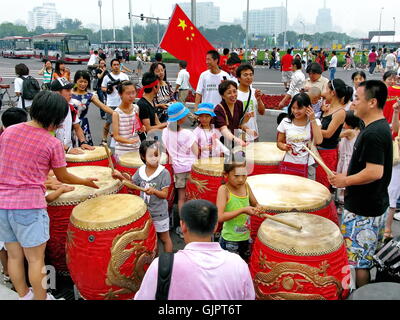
top-left (385, 49), bottom-right (397, 71)
top-left (236, 64), bottom-right (265, 142)
top-left (101, 58), bottom-right (129, 143)
top-left (329, 51), bottom-right (338, 81)
top-left (175, 60), bottom-right (191, 104)
top-left (195, 50), bottom-right (229, 110)
top-left (14, 64), bottom-right (34, 110)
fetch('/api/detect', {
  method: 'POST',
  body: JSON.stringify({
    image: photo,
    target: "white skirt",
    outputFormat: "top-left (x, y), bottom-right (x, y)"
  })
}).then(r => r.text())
top-left (388, 164), bottom-right (400, 208)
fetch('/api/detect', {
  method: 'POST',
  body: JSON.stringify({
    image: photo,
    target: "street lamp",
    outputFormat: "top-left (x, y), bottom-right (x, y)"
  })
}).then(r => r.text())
top-left (394, 17), bottom-right (396, 43)
top-left (283, 0), bottom-right (288, 50)
top-left (98, 1), bottom-right (103, 44)
top-left (112, 0), bottom-right (116, 41)
top-left (191, 0), bottom-right (196, 26)
top-left (245, 0), bottom-right (249, 61)
top-left (129, 0), bottom-right (134, 56)
top-left (377, 7), bottom-right (384, 50)
top-left (300, 21), bottom-right (305, 49)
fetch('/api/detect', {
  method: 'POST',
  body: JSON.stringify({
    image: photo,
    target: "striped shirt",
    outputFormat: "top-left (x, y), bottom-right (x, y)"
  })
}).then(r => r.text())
top-left (114, 105), bottom-right (141, 157)
top-left (43, 69), bottom-right (53, 84)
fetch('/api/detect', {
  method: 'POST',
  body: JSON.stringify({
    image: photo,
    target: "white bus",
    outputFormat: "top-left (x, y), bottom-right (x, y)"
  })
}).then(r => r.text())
top-left (32, 33), bottom-right (90, 64)
top-left (0, 36), bottom-right (34, 58)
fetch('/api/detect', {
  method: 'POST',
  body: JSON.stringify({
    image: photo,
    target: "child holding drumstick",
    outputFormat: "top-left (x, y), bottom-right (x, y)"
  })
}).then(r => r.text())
top-left (216, 152), bottom-right (261, 262)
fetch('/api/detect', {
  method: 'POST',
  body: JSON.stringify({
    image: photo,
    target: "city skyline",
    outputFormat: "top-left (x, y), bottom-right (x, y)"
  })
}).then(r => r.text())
top-left (0, 0), bottom-right (398, 38)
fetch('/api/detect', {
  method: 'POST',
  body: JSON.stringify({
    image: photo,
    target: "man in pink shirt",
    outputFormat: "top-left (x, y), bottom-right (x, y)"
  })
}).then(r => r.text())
top-left (134, 200), bottom-right (255, 300)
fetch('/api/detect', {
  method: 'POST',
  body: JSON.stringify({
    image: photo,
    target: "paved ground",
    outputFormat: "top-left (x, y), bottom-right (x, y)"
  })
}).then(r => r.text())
top-left (0, 57), bottom-right (398, 299)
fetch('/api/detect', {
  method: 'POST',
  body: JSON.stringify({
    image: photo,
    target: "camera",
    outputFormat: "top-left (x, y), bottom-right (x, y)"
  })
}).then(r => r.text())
top-left (106, 79), bottom-right (121, 95)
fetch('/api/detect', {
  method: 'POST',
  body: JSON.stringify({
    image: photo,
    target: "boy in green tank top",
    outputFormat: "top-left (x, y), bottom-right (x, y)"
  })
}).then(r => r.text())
top-left (216, 154), bottom-right (261, 262)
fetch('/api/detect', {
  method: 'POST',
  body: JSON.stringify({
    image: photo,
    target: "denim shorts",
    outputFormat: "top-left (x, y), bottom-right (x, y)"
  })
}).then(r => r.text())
top-left (219, 237), bottom-right (251, 262)
top-left (0, 209), bottom-right (50, 248)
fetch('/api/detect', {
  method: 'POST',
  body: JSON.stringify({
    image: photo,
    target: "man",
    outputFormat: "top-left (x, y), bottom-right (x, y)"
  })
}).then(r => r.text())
top-left (237, 64), bottom-right (266, 142)
top-left (137, 72), bottom-right (167, 141)
top-left (329, 80), bottom-right (392, 289)
top-left (304, 62), bottom-right (329, 93)
top-left (155, 52), bottom-right (163, 63)
top-left (281, 49), bottom-right (294, 91)
top-left (269, 48), bottom-right (277, 70)
top-left (368, 48), bottom-right (378, 75)
top-left (195, 50), bottom-right (230, 110)
top-left (101, 59), bottom-right (129, 144)
top-left (279, 59), bottom-right (306, 109)
top-left (175, 60), bottom-right (191, 104)
top-left (51, 78), bottom-right (94, 155)
top-left (98, 48), bottom-right (107, 61)
top-left (350, 47), bottom-right (357, 70)
top-left (87, 50), bottom-right (99, 71)
top-left (385, 49), bottom-right (397, 72)
top-left (329, 51), bottom-right (338, 81)
top-left (134, 200), bottom-right (255, 300)
top-left (226, 53), bottom-right (242, 84)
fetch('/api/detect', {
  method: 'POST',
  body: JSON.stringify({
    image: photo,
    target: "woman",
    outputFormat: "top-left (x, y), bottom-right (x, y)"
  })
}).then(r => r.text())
top-left (149, 62), bottom-right (176, 123)
top-left (95, 59), bottom-right (108, 119)
top-left (277, 93), bottom-right (323, 179)
top-left (213, 80), bottom-right (254, 149)
top-left (53, 60), bottom-right (70, 81)
top-left (317, 79), bottom-right (352, 189)
top-left (38, 60), bottom-right (53, 90)
top-left (71, 70), bottom-right (114, 145)
top-left (344, 48), bottom-right (351, 71)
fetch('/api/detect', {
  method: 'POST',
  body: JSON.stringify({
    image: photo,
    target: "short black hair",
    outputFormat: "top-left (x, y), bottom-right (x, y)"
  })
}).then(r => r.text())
top-left (1, 107), bottom-right (28, 128)
top-left (207, 50), bottom-right (220, 64)
top-left (218, 80), bottom-right (237, 96)
top-left (328, 79), bottom-right (354, 105)
top-left (223, 48), bottom-right (230, 55)
top-left (142, 72), bottom-right (159, 94)
top-left (180, 200), bottom-right (218, 237)
top-left (236, 64), bottom-right (254, 79)
top-left (352, 71), bottom-right (367, 81)
top-left (287, 93), bottom-right (312, 122)
top-left (306, 62), bottom-right (323, 75)
top-left (139, 140), bottom-right (160, 164)
top-left (155, 53), bottom-right (163, 62)
top-left (117, 80), bottom-right (136, 95)
top-left (292, 59), bottom-right (302, 70)
top-left (179, 60), bottom-right (187, 69)
top-left (345, 110), bottom-right (361, 129)
top-left (287, 48), bottom-right (292, 54)
top-left (110, 58), bottom-right (120, 67)
top-left (332, 51), bottom-right (336, 55)
top-left (15, 63), bottom-right (29, 76)
top-left (30, 91), bottom-right (68, 129)
top-left (227, 53), bottom-right (241, 66)
top-left (73, 70), bottom-right (91, 86)
top-left (383, 71), bottom-right (397, 82)
top-left (94, 50), bottom-right (98, 55)
top-left (358, 80), bottom-right (388, 110)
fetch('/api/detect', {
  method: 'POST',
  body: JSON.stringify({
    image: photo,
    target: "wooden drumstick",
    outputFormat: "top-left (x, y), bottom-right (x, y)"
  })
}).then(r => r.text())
top-left (303, 145), bottom-right (334, 178)
top-left (102, 143), bottom-right (115, 173)
top-left (256, 209), bottom-right (303, 231)
top-left (123, 180), bottom-right (147, 193)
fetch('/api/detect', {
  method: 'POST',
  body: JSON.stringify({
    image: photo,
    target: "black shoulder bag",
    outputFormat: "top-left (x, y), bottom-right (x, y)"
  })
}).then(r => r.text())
top-left (155, 252), bottom-right (174, 300)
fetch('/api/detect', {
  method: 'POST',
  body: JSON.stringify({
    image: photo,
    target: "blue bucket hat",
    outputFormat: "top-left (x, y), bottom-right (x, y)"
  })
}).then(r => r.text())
top-left (194, 103), bottom-right (216, 117)
top-left (167, 102), bottom-right (190, 122)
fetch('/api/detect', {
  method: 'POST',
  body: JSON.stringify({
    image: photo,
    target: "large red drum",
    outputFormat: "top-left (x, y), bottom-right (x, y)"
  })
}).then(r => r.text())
top-left (66, 194), bottom-right (157, 300)
top-left (247, 174), bottom-right (338, 242)
top-left (66, 146), bottom-right (110, 168)
top-left (249, 213), bottom-right (350, 300)
top-left (185, 158), bottom-right (225, 203)
top-left (46, 166), bottom-right (123, 272)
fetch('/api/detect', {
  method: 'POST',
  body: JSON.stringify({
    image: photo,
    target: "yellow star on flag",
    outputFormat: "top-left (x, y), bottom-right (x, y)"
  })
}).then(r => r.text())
top-left (178, 19), bottom-right (187, 31)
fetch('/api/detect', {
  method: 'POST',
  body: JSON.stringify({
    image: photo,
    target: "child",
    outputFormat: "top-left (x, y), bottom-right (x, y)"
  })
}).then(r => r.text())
top-left (336, 111), bottom-right (361, 210)
top-left (112, 81), bottom-right (143, 158)
top-left (193, 103), bottom-right (229, 158)
top-left (162, 103), bottom-right (199, 238)
top-left (0, 91), bottom-right (98, 300)
top-left (112, 141), bottom-right (173, 253)
top-left (216, 153), bottom-right (260, 262)
top-left (307, 87), bottom-right (323, 118)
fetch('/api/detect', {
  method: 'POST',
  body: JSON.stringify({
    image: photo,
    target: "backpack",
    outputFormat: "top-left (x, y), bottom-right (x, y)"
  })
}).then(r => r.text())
top-left (20, 76), bottom-right (41, 100)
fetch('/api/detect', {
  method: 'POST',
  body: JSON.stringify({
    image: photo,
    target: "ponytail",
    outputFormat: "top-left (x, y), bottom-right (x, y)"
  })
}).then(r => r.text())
top-left (329, 79), bottom-right (353, 105)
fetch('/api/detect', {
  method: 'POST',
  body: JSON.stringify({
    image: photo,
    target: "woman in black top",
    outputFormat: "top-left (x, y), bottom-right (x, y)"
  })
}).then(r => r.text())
top-left (95, 59), bottom-right (108, 119)
top-left (317, 79), bottom-right (353, 189)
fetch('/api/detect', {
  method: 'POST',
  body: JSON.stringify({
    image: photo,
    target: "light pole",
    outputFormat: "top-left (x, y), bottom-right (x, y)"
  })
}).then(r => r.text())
top-left (245, 0), bottom-right (249, 61)
top-left (394, 17), bottom-right (396, 43)
top-left (300, 21), bottom-right (305, 49)
top-left (377, 7), bottom-right (384, 50)
top-left (191, 0), bottom-right (196, 26)
top-left (98, 1), bottom-right (103, 44)
top-left (129, 0), bottom-right (134, 56)
top-left (112, 0), bottom-right (116, 41)
top-left (283, 0), bottom-right (288, 50)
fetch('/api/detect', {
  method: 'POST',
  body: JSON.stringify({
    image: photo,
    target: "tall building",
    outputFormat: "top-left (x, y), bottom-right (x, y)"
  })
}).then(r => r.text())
top-left (315, 1), bottom-right (333, 33)
top-left (28, 2), bottom-right (62, 31)
top-left (177, 2), bottom-right (220, 29)
top-left (243, 7), bottom-right (287, 36)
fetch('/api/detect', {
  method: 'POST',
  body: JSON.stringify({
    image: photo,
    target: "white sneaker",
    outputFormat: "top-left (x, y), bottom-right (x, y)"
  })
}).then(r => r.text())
top-left (394, 212), bottom-right (400, 221)
top-left (46, 293), bottom-right (65, 300)
top-left (18, 288), bottom-right (34, 300)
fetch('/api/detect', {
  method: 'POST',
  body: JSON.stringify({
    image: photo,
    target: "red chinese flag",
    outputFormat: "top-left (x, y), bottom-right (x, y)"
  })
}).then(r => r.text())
top-left (160, 4), bottom-right (215, 89)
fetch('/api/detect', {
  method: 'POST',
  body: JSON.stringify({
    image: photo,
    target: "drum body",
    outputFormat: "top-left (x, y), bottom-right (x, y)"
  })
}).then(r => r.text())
top-left (247, 174), bottom-right (338, 242)
top-left (66, 147), bottom-right (110, 168)
top-left (46, 166), bottom-right (123, 272)
top-left (250, 213), bottom-right (350, 300)
top-left (66, 194), bottom-right (157, 300)
top-left (243, 143), bottom-right (285, 176)
top-left (185, 158), bottom-right (225, 204)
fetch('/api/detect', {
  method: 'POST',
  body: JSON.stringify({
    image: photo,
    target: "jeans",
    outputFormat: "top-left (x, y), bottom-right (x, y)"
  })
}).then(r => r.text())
top-left (369, 62), bottom-right (377, 74)
top-left (329, 67), bottom-right (336, 81)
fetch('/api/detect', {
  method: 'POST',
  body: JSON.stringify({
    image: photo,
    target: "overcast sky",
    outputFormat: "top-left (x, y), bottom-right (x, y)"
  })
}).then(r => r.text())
top-left (1, 0), bottom-right (399, 37)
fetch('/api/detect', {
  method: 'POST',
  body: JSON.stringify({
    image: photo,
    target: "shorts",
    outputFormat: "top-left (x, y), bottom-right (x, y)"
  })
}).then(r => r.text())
top-left (106, 107), bottom-right (117, 124)
top-left (174, 172), bottom-right (190, 189)
top-left (388, 164), bottom-right (400, 208)
top-left (219, 237), bottom-right (251, 262)
top-left (282, 71), bottom-right (293, 83)
top-left (0, 209), bottom-right (50, 248)
top-left (152, 217), bottom-right (170, 233)
top-left (341, 210), bottom-right (386, 269)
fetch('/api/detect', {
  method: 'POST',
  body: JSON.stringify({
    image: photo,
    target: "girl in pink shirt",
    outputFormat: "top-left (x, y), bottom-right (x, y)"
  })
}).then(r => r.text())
top-left (0, 91), bottom-right (99, 300)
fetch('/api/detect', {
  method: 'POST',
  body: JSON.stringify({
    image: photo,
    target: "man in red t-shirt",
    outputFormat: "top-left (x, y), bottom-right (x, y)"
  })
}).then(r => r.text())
top-left (219, 48), bottom-right (230, 73)
top-left (368, 48), bottom-right (378, 75)
top-left (384, 85), bottom-right (400, 138)
top-left (281, 49), bottom-right (294, 91)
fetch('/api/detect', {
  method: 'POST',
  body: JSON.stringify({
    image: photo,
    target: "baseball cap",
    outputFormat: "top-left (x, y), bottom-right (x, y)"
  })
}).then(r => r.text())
top-left (50, 78), bottom-right (74, 91)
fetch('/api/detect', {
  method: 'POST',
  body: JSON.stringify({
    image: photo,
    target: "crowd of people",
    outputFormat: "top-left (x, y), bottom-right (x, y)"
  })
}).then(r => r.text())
top-left (0, 44), bottom-right (400, 300)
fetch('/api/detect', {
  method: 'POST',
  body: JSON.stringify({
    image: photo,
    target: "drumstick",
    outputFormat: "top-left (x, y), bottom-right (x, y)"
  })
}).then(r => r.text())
top-left (257, 211), bottom-right (303, 231)
top-left (303, 145), bottom-right (334, 177)
top-left (102, 143), bottom-right (115, 173)
top-left (123, 180), bottom-right (147, 193)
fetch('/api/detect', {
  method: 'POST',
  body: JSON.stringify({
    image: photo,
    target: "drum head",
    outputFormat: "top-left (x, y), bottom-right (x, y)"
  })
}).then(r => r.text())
top-left (348, 282), bottom-right (400, 300)
top-left (248, 174), bottom-right (332, 212)
top-left (118, 151), bottom-right (168, 168)
top-left (47, 166), bottom-right (122, 206)
top-left (66, 146), bottom-right (108, 163)
top-left (192, 158), bottom-right (225, 177)
top-left (258, 213), bottom-right (343, 256)
top-left (242, 142), bottom-right (286, 165)
top-left (70, 194), bottom-right (147, 231)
